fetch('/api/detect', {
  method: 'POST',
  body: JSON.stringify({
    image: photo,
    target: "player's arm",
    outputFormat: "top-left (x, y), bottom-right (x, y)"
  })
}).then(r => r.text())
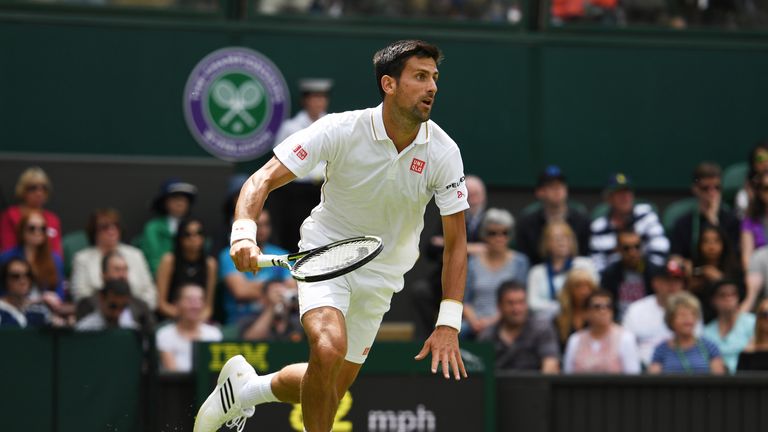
top-left (231, 157), bottom-right (296, 272)
top-left (415, 211), bottom-right (468, 380)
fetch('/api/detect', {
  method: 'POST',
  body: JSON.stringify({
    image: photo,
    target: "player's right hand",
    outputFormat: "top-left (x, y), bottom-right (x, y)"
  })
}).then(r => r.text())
top-left (230, 238), bottom-right (262, 272)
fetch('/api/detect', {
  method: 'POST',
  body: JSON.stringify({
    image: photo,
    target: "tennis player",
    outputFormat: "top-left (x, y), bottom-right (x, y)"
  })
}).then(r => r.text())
top-left (194, 39), bottom-right (469, 432)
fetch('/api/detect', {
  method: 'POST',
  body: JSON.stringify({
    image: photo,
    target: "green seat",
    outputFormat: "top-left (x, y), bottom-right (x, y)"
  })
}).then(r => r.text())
top-left (662, 198), bottom-right (698, 232)
top-left (591, 200), bottom-right (659, 220)
top-left (722, 162), bottom-right (748, 205)
top-left (62, 230), bottom-right (89, 277)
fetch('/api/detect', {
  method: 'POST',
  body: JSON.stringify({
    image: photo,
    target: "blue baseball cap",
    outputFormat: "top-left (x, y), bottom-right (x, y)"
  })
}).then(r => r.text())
top-left (605, 172), bottom-right (633, 193)
top-left (537, 165), bottom-right (566, 187)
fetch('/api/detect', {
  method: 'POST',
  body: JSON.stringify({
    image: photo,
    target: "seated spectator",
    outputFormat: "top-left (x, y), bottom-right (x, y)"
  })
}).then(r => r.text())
top-left (622, 258), bottom-right (688, 368)
top-left (239, 279), bottom-right (302, 342)
top-left (464, 208), bottom-right (529, 338)
top-left (516, 166), bottom-right (590, 266)
top-left (477, 281), bottom-right (560, 373)
top-left (0, 167), bottom-right (62, 255)
top-left (563, 290), bottom-right (641, 374)
top-left (156, 283), bottom-right (222, 372)
top-left (670, 162), bottom-right (740, 264)
top-left (746, 246), bottom-right (768, 313)
top-left (703, 280), bottom-right (755, 373)
top-left (688, 226), bottom-right (743, 322)
top-left (75, 279), bottom-right (138, 331)
top-left (735, 140), bottom-right (768, 219)
top-left (649, 292), bottom-right (725, 374)
top-left (590, 172), bottom-right (669, 271)
top-left (71, 208), bottom-right (156, 309)
top-left (74, 251), bottom-right (156, 335)
top-left (601, 229), bottom-right (661, 321)
top-left (527, 221), bottom-right (598, 319)
top-left (741, 170), bottom-right (768, 270)
top-left (219, 209), bottom-right (296, 325)
top-left (738, 298), bottom-right (768, 371)
top-left (0, 258), bottom-right (51, 328)
top-left (140, 179), bottom-right (197, 275)
top-left (0, 211), bottom-right (69, 321)
top-left (156, 217), bottom-right (216, 320)
top-left (553, 268), bottom-right (598, 347)
top-left (413, 174), bottom-right (487, 337)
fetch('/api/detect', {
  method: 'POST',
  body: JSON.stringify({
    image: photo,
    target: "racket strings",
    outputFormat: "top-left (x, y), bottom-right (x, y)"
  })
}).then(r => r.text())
top-left (293, 239), bottom-right (380, 276)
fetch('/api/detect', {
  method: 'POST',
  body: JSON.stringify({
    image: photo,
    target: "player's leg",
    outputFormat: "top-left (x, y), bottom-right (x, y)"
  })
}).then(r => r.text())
top-left (257, 359), bottom-right (361, 405)
top-left (300, 306), bottom-right (348, 431)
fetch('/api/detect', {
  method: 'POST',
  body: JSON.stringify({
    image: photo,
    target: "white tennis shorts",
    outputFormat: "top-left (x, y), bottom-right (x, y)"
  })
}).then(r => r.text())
top-left (298, 268), bottom-right (401, 364)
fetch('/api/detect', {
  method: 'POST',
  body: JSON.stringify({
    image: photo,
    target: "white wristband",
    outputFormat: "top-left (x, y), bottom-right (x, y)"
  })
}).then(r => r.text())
top-left (230, 219), bottom-right (257, 246)
top-left (435, 300), bottom-right (463, 332)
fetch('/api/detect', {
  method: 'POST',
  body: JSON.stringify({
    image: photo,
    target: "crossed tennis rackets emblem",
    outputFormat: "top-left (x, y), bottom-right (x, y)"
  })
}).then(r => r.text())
top-left (211, 79), bottom-right (263, 128)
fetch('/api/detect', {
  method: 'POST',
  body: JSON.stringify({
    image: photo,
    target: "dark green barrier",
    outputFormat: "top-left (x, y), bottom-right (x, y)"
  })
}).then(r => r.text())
top-left (0, 329), bottom-right (143, 432)
top-left (194, 341), bottom-right (495, 431)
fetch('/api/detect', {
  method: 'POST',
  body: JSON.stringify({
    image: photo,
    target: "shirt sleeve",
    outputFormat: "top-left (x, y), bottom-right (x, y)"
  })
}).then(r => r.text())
top-left (562, 333), bottom-right (578, 373)
top-left (155, 326), bottom-right (173, 352)
top-left (703, 337), bottom-right (722, 359)
top-left (273, 114), bottom-right (337, 179)
top-left (431, 149), bottom-right (469, 216)
top-left (619, 329), bottom-right (642, 374)
top-left (538, 321), bottom-right (561, 359)
top-left (651, 341), bottom-right (667, 365)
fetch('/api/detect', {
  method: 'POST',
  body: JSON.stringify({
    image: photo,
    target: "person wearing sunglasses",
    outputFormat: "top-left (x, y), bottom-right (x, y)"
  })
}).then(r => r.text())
top-left (600, 229), bottom-right (661, 321)
top-left (156, 217), bottom-right (217, 320)
top-left (0, 210), bottom-right (67, 314)
top-left (563, 290), bottom-right (640, 374)
top-left (737, 298), bottom-right (768, 371)
top-left (0, 257), bottom-right (51, 328)
top-left (741, 170), bottom-right (768, 271)
top-left (463, 208), bottom-right (529, 339)
top-left (669, 162), bottom-right (740, 266)
top-left (527, 221), bottom-right (598, 321)
top-left (75, 278), bottom-right (137, 331)
top-left (0, 167), bottom-right (62, 255)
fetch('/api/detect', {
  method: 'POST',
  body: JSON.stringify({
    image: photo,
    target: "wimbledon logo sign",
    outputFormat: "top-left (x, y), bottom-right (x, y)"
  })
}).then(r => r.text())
top-left (183, 47), bottom-right (290, 161)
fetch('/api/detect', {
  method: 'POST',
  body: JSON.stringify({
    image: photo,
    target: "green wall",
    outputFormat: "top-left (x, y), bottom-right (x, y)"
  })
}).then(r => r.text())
top-left (1, 12), bottom-right (766, 189)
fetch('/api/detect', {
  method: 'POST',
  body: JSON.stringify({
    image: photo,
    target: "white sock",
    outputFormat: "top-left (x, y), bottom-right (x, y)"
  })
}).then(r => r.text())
top-left (239, 372), bottom-right (279, 407)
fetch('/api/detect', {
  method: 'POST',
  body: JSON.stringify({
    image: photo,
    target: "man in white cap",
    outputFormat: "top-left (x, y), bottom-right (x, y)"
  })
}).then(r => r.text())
top-left (268, 78), bottom-right (333, 250)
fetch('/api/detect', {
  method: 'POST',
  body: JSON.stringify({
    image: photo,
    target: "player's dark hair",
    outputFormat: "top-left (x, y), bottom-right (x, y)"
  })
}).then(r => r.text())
top-left (372, 40), bottom-right (443, 99)
top-left (496, 280), bottom-right (526, 305)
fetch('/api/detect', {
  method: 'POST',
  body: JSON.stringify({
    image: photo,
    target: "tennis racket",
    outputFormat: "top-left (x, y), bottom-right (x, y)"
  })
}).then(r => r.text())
top-left (257, 236), bottom-right (383, 282)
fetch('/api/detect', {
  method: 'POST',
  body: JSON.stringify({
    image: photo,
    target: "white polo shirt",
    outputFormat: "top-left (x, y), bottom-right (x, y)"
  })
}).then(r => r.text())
top-left (273, 104), bottom-right (469, 287)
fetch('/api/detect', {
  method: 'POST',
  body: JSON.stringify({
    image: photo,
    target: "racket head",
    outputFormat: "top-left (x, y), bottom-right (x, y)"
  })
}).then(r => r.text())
top-left (290, 236), bottom-right (383, 282)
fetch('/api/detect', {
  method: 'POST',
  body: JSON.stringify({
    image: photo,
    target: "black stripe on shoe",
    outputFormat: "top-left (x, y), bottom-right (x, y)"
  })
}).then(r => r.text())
top-left (219, 385), bottom-right (228, 413)
top-left (226, 378), bottom-right (235, 407)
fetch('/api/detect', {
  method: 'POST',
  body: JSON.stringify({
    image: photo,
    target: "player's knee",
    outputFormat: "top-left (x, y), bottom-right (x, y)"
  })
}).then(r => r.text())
top-left (309, 337), bottom-right (347, 372)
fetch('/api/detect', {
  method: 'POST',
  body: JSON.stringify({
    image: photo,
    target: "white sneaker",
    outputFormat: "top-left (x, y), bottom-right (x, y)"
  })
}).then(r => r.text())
top-left (193, 355), bottom-right (257, 432)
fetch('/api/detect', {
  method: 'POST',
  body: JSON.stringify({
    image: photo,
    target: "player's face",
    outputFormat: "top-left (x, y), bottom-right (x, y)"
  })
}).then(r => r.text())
top-left (392, 56), bottom-right (438, 123)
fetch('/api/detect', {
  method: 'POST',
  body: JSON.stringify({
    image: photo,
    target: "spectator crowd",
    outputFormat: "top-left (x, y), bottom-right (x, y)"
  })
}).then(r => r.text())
top-left (3, 140), bottom-right (768, 376)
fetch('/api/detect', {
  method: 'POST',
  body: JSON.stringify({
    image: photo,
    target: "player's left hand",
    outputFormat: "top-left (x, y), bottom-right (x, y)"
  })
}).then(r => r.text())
top-left (414, 325), bottom-right (468, 380)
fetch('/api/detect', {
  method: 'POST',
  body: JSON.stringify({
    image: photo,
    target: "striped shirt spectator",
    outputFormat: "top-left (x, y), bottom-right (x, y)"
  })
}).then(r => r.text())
top-left (589, 173), bottom-right (669, 271)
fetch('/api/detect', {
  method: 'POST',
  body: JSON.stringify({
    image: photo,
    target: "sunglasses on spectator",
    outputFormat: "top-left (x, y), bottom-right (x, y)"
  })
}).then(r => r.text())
top-left (7, 271), bottom-right (31, 280)
top-left (26, 224), bottom-right (47, 233)
top-left (107, 302), bottom-right (129, 311)
top-left (697, 184), bottom-right (721, 192)
top-left (486, 230), bottom-right (508, 237)
top-left (182, 229), bottom-right (204, 238)
top-left (97, 222), bottom-right (118, 232)
top-left (621, 243), bottom-right (641, 251)
top-left (590, 302), bottom-right (612, 310)
top-left (25, 184), bottom-right (48, 193)
top-left (758, 311), bottom-right (768, 319)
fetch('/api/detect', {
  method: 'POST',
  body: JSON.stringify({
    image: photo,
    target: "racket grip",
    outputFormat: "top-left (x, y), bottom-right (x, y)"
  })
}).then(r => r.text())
top-left (257, 254), bottom-right (289, 268)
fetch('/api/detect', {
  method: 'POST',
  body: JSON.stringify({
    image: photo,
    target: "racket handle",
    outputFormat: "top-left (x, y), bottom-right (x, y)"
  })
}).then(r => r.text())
top-left (257, 254), bottom-right (289, 269)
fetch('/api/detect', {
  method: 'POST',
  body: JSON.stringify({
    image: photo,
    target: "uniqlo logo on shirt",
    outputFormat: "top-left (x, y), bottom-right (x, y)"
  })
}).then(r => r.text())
top-left (293, 144), bottom-right (308, 160)
top-left (362, 347), bottom-right (370, 356)
top-left (410, 158), bottom-right (425, 174)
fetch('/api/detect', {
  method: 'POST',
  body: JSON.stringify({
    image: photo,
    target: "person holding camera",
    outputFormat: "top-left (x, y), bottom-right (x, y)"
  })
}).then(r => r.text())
top-left (239, 279), bottom-right (303, 342)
